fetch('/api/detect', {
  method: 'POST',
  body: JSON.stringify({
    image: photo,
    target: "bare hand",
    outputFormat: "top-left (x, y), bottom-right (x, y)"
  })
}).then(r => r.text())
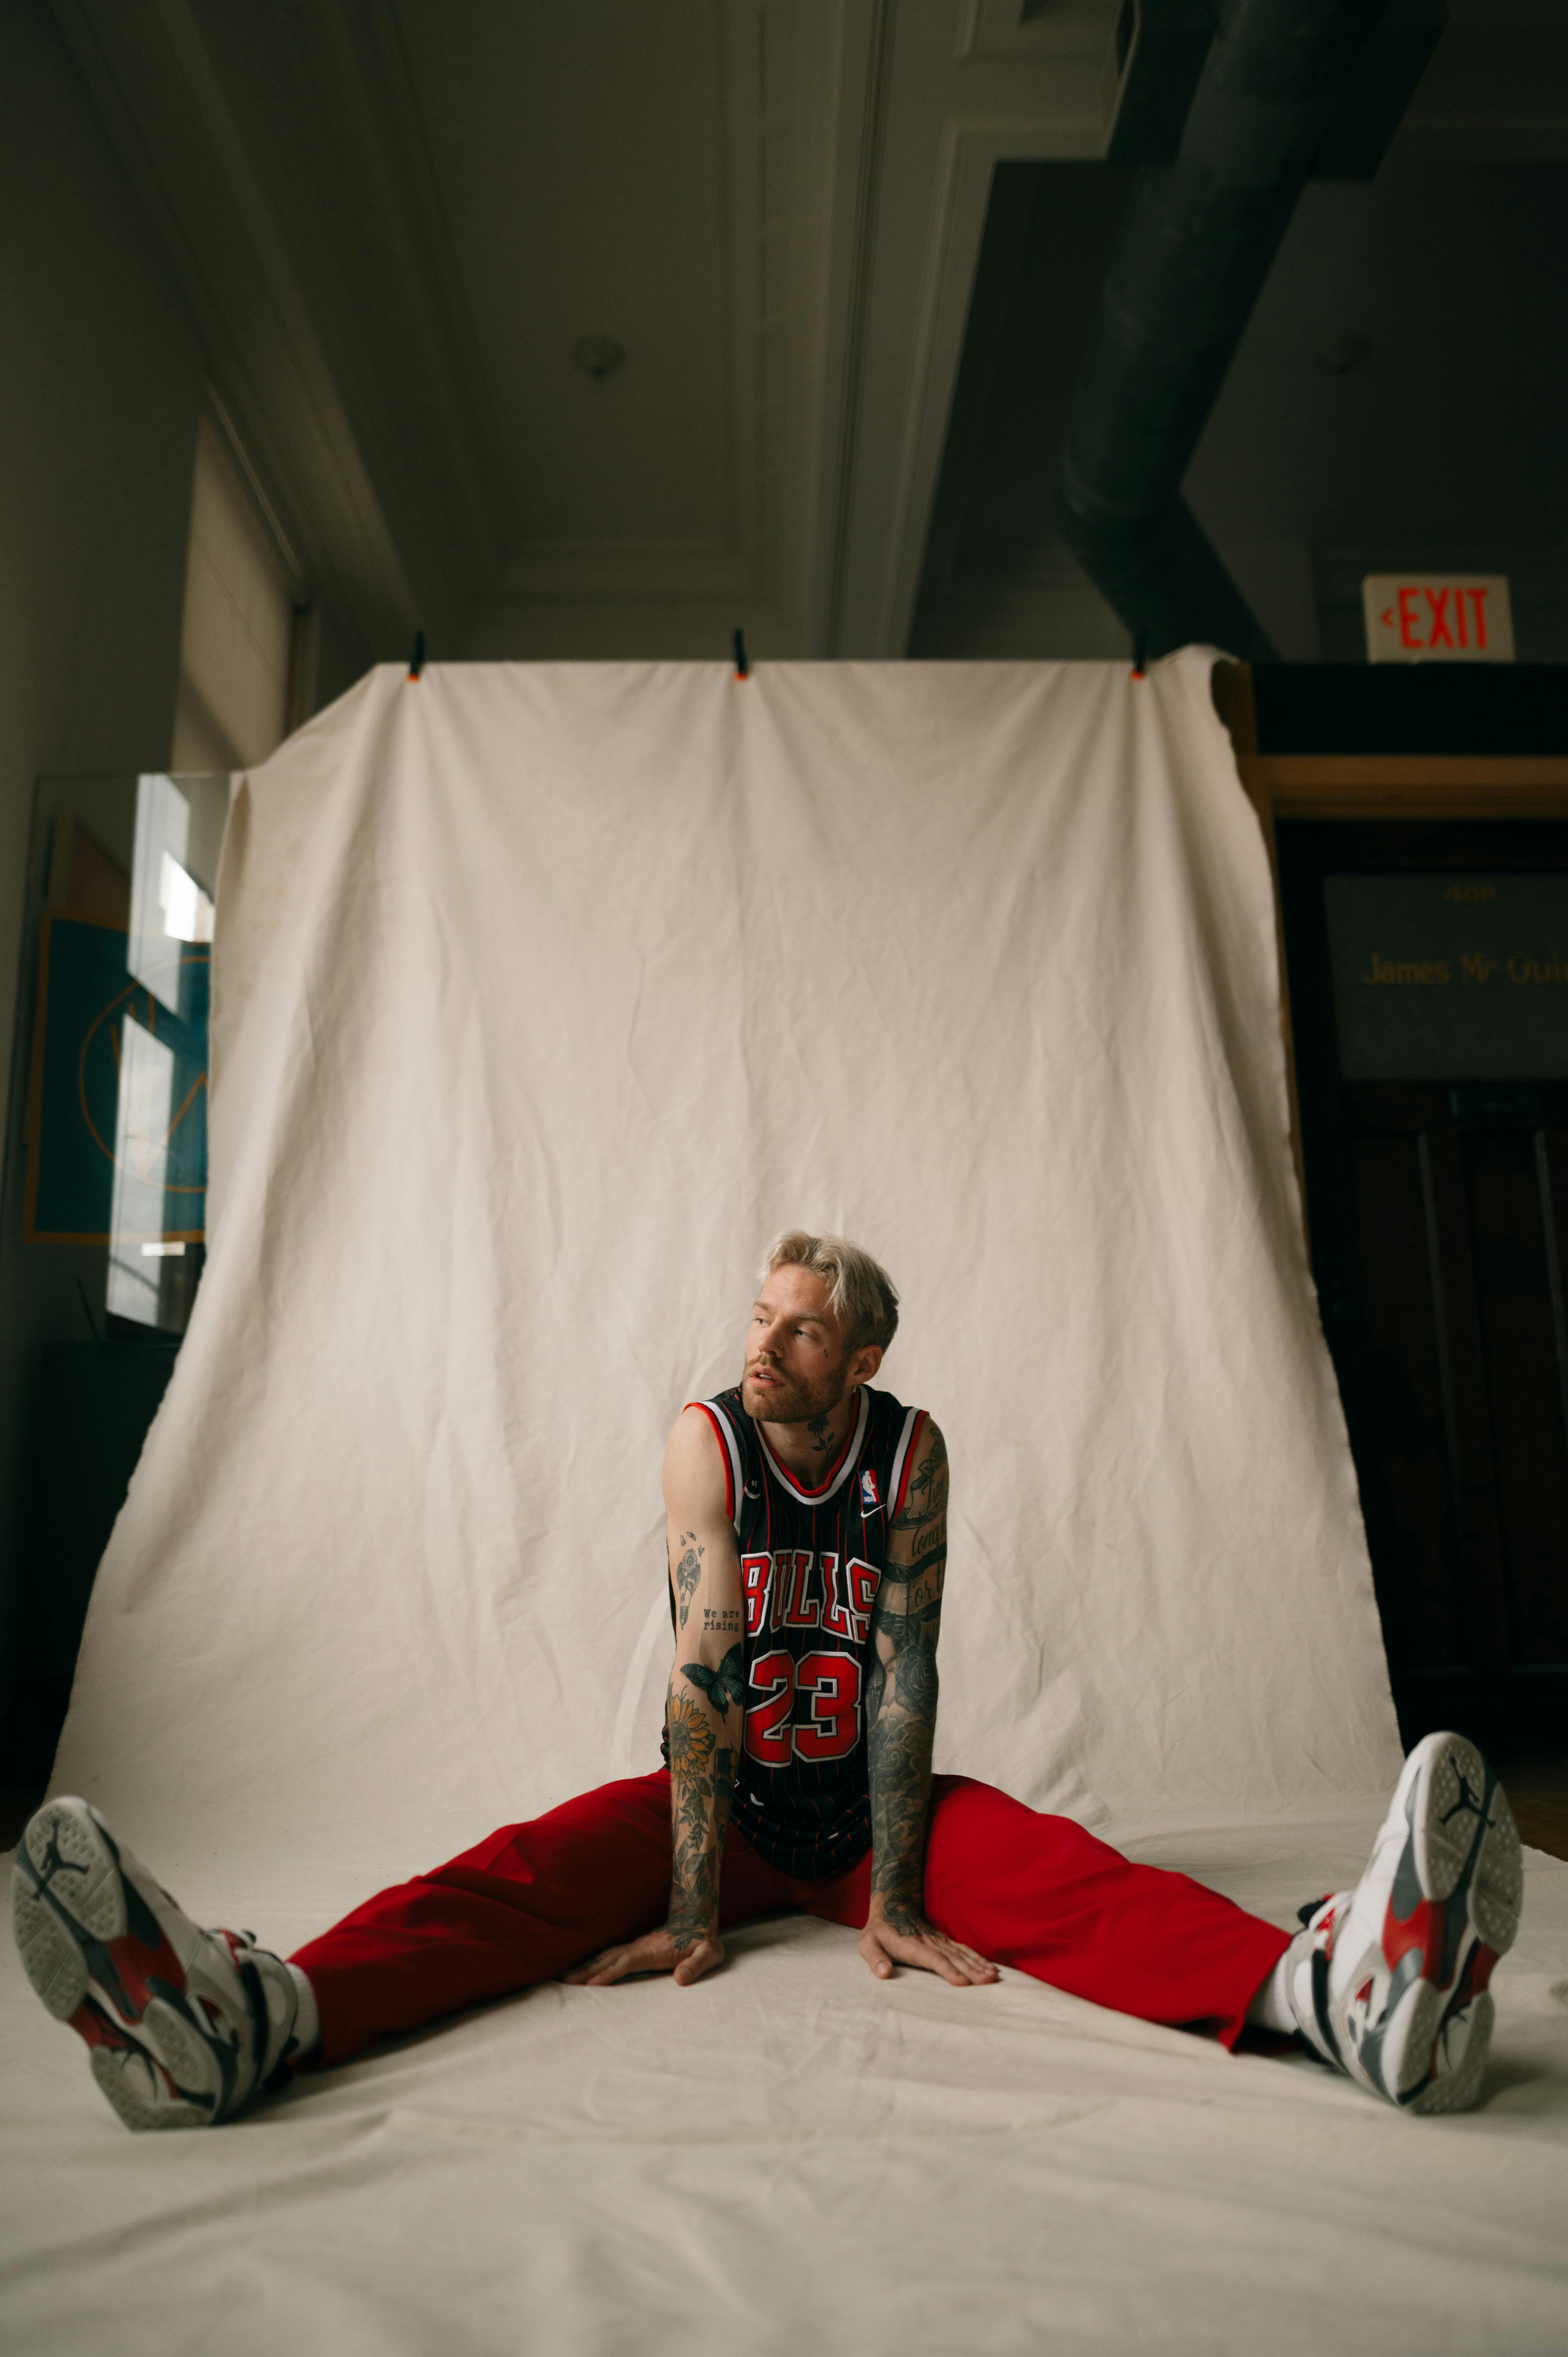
top-left (562, 1924), bottom-right (725, 1989)
top-left (859, 1904), bottom-right (998, 1988)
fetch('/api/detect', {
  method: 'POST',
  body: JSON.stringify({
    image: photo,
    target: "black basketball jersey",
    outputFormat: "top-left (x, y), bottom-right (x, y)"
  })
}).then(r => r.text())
top-left (667, 1381), bottom-right (928, 1879)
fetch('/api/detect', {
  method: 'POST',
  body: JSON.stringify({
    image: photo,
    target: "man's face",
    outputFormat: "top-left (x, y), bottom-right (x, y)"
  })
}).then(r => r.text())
top-left (741, 1265), bottom-right (853, 1425)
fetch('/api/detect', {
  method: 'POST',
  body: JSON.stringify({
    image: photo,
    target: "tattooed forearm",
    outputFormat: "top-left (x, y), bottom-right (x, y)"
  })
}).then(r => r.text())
top-left (881, 1602), bottom-right (941, 1716)
top-left (666, 1671), bottom-right (740, 1945)
top-left (866, 1600), bottom-right (941, 1930)
top-left (867, 1422), bottom-right (948, 1934)
top-left (671, 1532), bottom-right (704, 1629)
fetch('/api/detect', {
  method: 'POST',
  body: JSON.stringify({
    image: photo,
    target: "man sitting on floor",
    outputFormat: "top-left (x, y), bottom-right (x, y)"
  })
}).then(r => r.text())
top-left (15, 1231), bottom-right (1523, 2128)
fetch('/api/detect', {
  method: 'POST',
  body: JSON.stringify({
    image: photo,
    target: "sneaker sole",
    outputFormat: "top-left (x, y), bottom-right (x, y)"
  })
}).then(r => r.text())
top-left (13, 1801), bottom-right (134, 2021)
top-left (1408, 1991), bottom-right (1494, 2118)
top-left (13, 1800), bottom-right (228, 2129)
top-left (1411, 1733), bottom-right (1523, 1952)
top-left (90, 2043), bottom-right (208, 2132)
top-left (1371, 1734), bottom-right (1521, 2108)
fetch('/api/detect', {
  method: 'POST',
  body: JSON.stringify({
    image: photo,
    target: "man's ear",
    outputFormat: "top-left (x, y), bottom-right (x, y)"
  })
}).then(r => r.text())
top-left (849, 1342), bottom-right (883, 1389)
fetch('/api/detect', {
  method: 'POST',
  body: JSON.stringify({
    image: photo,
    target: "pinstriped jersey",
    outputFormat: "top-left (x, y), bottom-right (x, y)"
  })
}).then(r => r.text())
top-left (673, 1382), bottom-right (928, 1879)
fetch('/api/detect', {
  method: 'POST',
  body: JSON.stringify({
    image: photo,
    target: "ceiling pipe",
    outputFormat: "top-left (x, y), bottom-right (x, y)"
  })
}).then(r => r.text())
top-left (1056, 0), bottom-right (1399, 663)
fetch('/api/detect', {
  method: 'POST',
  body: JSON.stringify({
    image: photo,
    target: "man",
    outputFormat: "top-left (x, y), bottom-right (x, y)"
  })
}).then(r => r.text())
top-left (15, 1232), bottom-right (1524, 2129)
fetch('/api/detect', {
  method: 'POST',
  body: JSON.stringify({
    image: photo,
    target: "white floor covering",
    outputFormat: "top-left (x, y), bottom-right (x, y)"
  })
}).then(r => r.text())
top-left (5, 1818), bottom-right (1566, 2355)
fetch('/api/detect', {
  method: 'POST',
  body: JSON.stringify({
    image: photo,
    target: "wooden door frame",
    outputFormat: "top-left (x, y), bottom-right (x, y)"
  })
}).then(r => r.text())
top-left (1211, 661), bottom-right (1568, 1241)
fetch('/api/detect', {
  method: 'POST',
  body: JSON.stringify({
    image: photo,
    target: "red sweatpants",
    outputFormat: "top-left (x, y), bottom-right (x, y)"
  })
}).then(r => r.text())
top-left (291, 1772), bottom-right (1288, 2067)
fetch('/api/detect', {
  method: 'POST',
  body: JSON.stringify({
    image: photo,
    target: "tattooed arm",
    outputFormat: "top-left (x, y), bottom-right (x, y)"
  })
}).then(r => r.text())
top-left (859, 1421), bottom-right (997, 1989)
top-left (564, 1407), bottom-right (742, 1990)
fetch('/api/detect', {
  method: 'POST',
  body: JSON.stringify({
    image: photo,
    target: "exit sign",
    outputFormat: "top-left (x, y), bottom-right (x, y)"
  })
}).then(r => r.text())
top-left (1363, 574), bottom-right (1515, 663)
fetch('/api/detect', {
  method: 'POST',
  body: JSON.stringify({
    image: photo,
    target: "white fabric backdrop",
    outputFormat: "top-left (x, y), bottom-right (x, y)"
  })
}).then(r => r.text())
top-left (11, 656), bottom-right (1568, 2357)
top-left (51, 650), bottom-right (1398, 1899)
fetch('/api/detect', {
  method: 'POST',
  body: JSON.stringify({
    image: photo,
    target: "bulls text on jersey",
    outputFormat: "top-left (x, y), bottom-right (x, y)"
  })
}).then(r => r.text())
top-left (738, 1550), bottom-right (881, 1765)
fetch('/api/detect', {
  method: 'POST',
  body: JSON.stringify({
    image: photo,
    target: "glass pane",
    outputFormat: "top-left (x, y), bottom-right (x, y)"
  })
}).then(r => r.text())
top-left (7, 770), bottom-right (228, 1336)
top-left (1324, 873), bottom-right (1568, 1080)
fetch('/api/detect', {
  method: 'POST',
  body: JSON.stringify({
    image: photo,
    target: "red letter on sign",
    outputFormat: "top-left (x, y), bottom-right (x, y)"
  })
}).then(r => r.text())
top-left (1398, 587), bottom-right (1422, 648)
top-left (1425, 588), bottom-right (1453, 648)
top-left (1469, 585), bottom-right (1489, 650)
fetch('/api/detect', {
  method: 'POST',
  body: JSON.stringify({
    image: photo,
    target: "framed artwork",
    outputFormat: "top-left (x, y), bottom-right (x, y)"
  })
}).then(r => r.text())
top-left (22, 910), bottom-right (209, 1246)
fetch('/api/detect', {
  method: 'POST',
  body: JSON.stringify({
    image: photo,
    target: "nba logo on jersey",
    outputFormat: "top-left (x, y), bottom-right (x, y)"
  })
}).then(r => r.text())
top-left (860, 1468), bottom-right (881, 1512)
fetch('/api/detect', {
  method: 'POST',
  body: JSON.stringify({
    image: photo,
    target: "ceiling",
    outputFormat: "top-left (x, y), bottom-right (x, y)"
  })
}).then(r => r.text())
top-left (51, 0), bottom-right (1568, 675)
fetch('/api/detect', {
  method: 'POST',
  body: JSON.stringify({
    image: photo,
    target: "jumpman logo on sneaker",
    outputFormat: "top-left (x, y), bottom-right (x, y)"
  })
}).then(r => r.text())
top-left (1439, 1767), bottom-right (1494, 1836)
top-left (37, 1830), bottom-right (88, 1890)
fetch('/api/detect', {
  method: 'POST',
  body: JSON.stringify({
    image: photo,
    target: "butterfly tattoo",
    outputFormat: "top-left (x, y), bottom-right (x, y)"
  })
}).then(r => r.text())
top-left (682, 1641), bottom-right (745, 1714)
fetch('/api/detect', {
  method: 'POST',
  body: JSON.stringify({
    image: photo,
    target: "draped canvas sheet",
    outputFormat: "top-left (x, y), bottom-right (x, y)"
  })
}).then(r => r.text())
top-left (48, 652), bottom-right (1398, 1895)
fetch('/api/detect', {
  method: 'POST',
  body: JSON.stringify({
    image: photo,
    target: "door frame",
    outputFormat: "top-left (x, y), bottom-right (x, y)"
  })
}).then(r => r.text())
top-left (1212, 661), bottom-right (1568, 1243)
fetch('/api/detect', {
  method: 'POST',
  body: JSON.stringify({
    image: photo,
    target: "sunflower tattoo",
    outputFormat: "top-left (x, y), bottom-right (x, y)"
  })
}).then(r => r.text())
top-left (666, 1693), bottom-right (717, 1775)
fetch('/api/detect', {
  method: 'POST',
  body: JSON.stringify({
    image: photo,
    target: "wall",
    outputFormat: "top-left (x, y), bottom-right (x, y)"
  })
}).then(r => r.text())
top-left (171, 412), bottom-right (297, 773)
top-left (0, 0), bottom-right (205, 1745)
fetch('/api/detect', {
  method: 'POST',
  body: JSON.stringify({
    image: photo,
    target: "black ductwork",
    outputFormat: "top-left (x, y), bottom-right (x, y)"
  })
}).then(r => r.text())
top-left (1057, 0), bottom-right (1444, 662)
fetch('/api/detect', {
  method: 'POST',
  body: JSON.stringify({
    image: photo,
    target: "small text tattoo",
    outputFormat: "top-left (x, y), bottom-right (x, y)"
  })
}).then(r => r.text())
top-left (703, 1606), bottom-right (742, 1632)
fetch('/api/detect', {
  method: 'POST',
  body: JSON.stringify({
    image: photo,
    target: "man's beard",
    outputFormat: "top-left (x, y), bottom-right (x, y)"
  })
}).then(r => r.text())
top-left (740, 1358), bottom-right (851, 1426)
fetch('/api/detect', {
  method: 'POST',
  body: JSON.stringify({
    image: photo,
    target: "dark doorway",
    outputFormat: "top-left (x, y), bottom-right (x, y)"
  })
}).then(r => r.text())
top-left (1280, 820), bottom-right (1568, 1758)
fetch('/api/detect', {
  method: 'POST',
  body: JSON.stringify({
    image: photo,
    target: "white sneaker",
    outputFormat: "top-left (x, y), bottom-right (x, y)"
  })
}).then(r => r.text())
top-left (1283, 1731), bottom-right (1522, 2115)
top-left (12, 1798), bottom-right (298, 2131)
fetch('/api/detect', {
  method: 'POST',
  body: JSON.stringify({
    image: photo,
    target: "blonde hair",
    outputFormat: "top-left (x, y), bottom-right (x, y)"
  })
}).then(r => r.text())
top-left (760, 1230), bottom-right (899, 1354)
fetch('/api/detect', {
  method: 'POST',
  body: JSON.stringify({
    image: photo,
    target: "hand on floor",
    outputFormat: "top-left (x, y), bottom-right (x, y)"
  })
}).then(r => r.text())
top-left (859, 1901), bottom-right (998, 1987)
top-left (562, 1925), bottom-right (724, 1988)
